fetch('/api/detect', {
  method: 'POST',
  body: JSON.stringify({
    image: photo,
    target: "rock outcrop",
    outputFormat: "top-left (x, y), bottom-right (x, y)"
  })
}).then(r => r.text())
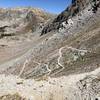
top-left (41, 0), bottom-right (100, 35)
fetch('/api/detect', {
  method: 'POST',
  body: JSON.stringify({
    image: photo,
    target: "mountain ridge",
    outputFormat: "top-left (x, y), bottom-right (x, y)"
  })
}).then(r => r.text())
top-left (41, 0), bottom-right (100, 35)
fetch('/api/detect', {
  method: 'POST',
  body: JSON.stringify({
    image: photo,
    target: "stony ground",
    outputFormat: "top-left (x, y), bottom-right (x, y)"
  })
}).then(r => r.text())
top-left (0, 66), bottom-right (100, 100)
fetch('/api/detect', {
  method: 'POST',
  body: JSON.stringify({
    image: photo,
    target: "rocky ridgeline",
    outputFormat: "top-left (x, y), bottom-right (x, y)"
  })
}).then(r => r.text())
top-left (41, 0), bottom-right (100, 35)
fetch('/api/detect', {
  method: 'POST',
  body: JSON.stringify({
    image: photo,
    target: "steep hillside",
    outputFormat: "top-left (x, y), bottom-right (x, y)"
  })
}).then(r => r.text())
top-left (0, 0), bottom-right (99, 79)
top-left (0, 0), bottom-right (100, 100)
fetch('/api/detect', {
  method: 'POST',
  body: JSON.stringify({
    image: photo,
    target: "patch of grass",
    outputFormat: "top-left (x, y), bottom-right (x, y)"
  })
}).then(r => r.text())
top-left (0, 93), bottom-right (26, 100)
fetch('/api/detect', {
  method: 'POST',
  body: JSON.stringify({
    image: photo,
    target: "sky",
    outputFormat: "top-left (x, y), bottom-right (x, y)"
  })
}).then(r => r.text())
top-left (0, 0), bottom-right (71, 14)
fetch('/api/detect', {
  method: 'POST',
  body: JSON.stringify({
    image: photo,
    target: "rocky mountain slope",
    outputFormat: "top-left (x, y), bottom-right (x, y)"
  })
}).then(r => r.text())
top-left (41, 0), bottom-right (100, 35)
top-left (0, 0), bottom-right (100, 100)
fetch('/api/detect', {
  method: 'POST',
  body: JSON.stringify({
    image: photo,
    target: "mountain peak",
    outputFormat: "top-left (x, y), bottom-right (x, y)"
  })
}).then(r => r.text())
top-left (41, 0), bottom-right (100, 35)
